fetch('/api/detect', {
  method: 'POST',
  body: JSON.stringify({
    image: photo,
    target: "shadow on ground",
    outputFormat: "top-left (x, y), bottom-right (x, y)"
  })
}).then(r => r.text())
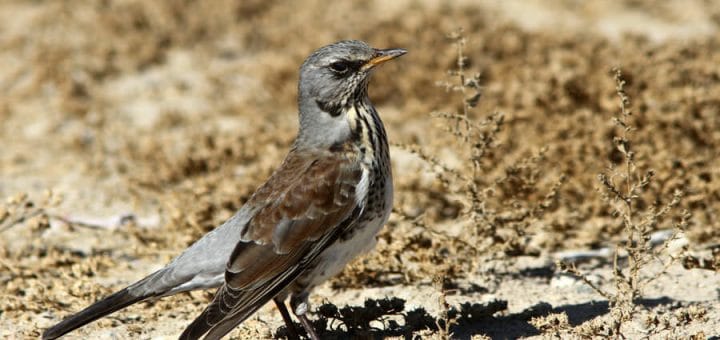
top-left (274, 296), bottom-right (677, 339)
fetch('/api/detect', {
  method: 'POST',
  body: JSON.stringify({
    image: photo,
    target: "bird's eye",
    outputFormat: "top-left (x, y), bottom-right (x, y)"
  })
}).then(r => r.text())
top-left (329, 61), bottom-right (350, 74)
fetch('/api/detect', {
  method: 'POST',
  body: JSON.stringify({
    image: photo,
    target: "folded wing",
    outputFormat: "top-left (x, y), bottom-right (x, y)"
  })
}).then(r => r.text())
top-left (179, 147), bottom-right (364, 340)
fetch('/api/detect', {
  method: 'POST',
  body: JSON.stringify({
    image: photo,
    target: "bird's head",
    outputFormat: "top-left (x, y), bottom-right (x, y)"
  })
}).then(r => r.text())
top-left (296, 40), bottom-right (406, 148)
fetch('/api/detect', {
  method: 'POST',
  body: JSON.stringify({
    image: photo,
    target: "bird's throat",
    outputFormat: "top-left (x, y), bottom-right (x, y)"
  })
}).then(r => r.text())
top-left (344, 102), bottom-right (386, 166)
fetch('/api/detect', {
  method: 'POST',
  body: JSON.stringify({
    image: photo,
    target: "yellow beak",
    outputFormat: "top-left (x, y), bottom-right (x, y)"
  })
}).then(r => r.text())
top-left (363, 48), bottom-right (407, 70)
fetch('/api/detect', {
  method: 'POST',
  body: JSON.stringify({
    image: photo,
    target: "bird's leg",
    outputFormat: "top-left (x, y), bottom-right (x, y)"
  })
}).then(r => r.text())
top-left (296, 313), bottom-right (320, 340)
top-left (290, 292), bottom-right (320, 340)
top-left (274, 297), bottom-right (300, 340)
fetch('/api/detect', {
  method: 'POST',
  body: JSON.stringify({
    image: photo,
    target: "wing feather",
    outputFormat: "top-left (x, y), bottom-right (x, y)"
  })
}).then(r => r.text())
top-left (179, 147), bottom-right (364, 339)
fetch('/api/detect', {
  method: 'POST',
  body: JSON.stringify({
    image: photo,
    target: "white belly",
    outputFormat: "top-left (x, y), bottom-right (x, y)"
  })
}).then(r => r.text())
top-left (301, 172), bottom-right (393, 289)
top-left (303, 216), bottom-right (385, 287)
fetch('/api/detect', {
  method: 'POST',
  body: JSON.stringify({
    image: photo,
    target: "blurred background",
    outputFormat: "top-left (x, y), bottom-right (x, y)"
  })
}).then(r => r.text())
top-left (1, 0), bottom-right (719, 338)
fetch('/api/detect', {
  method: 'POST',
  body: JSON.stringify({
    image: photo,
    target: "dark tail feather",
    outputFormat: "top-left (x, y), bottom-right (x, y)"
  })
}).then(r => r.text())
top-left (42, 288), bottom-right (149, 340)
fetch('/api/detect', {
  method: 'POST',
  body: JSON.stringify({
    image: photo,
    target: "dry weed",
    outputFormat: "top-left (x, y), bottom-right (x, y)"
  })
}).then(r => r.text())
top-left (552, 69), bottom-right (702, 338)
top-left (387, 29), bottom-right (564, 284)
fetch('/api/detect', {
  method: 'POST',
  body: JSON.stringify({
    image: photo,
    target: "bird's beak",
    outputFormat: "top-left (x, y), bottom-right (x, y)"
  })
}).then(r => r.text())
top-left (363, 48), bottom-right (407, 70)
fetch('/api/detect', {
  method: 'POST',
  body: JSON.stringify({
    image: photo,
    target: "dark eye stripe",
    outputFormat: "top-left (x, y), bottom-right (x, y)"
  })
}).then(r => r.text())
top-left (328, 60), bottom-right (363, 75)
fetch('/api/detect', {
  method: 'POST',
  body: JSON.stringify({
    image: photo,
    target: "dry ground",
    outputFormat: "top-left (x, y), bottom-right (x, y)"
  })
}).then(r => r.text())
top-left (1, 0), bottom-right (719, 339)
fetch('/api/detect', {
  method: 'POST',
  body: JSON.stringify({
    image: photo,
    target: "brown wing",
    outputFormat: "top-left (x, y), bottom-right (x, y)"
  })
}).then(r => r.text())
top-left (179, 147), bottom-right (364, 340)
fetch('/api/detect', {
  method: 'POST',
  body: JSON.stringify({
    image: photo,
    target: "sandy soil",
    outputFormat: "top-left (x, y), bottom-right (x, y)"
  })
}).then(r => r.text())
top-left (1, 0), bottom-right (719, 339)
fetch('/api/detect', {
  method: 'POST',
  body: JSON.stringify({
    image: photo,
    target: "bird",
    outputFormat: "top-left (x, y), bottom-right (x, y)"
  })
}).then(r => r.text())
top-left (42, 40), bottom-right (406, 340)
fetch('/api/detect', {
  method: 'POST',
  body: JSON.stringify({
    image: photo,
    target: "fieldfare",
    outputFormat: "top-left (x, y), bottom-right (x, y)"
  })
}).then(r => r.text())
top-left (43, 40), bottom-right (406, 340)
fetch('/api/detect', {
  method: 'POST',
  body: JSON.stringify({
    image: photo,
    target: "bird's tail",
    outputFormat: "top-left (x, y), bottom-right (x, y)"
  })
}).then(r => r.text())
top-left (41, 267), bottom-right (178, 340)
top-left (42, 286), bottom-right (153, 340)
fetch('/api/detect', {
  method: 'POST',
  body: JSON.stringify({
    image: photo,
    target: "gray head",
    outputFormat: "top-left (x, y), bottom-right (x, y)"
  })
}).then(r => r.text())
top-left (295, 40), bottom-right (406, 148)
